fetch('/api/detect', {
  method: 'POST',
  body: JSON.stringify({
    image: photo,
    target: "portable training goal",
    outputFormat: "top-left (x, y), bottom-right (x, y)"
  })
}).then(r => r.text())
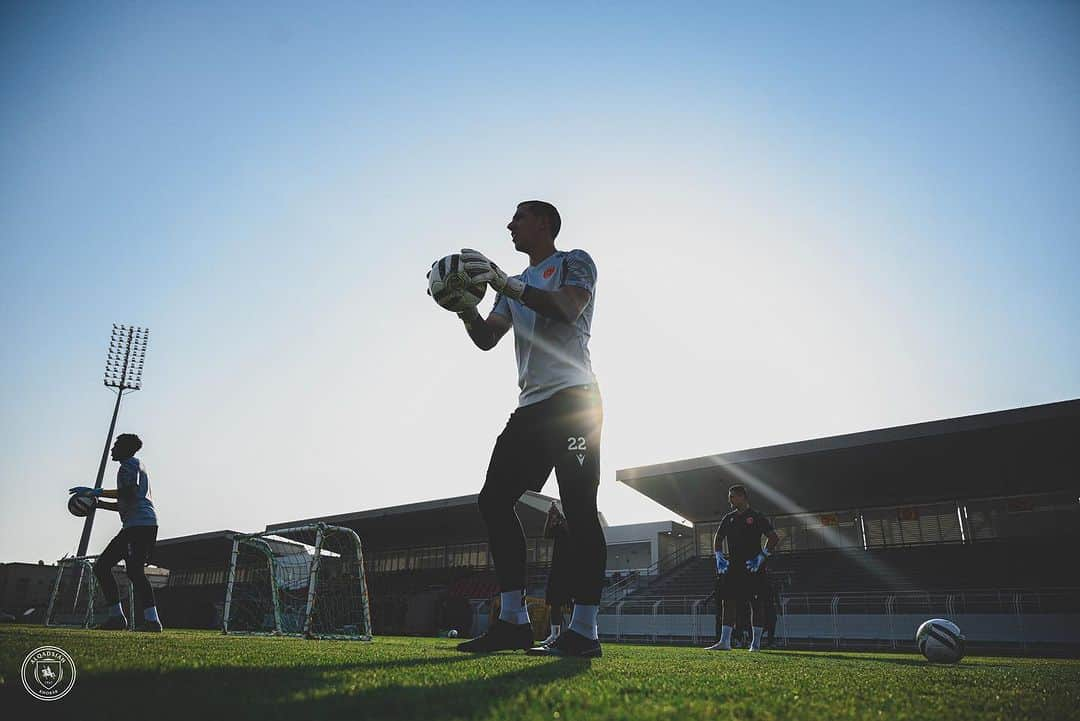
top-left (45, 556), bottom-right (136, 630)
top-left (222, 523), bottom-right (372, 640)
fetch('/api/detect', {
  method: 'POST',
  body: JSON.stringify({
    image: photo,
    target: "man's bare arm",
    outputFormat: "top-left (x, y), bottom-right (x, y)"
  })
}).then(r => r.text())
top-left (459, 310), bottom-right (512, 351)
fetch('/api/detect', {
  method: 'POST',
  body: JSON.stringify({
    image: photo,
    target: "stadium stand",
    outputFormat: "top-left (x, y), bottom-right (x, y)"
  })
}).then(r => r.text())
top-left (620, 537), bottom-right (1078, 602)
top-left (608, 400), bottom-right (1080, 649)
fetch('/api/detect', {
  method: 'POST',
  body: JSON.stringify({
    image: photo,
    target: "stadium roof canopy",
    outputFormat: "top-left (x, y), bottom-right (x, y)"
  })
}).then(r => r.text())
top-left (152, 530), bottom-right (240, 570)
top-left (265, 492), bottom-right (584, 549)
top-left (617, 399), bottom-right (1080, 523)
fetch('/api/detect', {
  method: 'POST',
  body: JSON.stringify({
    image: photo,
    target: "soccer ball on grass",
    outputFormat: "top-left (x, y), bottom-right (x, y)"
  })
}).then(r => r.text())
top-left (916, 618), bottom-right (965, 663)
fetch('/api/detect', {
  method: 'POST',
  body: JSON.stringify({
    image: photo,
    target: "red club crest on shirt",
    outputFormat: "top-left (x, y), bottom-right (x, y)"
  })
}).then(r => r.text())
top-left (543, 266), bottom-right (556, 279)
top-left (746, 517), bottom-right (754, 525)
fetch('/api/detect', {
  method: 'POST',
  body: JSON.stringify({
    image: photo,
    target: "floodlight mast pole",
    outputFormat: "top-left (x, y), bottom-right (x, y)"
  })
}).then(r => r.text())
top-left (75, 324), bottom-right (148, 558)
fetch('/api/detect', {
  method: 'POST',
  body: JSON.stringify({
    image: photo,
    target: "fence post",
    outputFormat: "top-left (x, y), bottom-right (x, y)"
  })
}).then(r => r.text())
top-left (652, 600), bottom-right (663, 642)
top-left (691, 598), bottom-right (703, 645)
top-left (830, 594), bottom-right (840, 648)
top-left (126, 577), bottom-right (136, 630)
top-left (885, 595), bottom-right (897, 649)
top-left (615, 600), bottom-right (625, 642)
top-left (1013, 592), bottom-right (1027, 654)
top-left (779, 595), bottom-right (789, 647)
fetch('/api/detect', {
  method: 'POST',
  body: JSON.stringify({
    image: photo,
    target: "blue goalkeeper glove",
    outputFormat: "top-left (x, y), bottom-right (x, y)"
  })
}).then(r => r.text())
top-left (746, 550), bottom-right (769, 573)
top-left (714, 551), bottom-right (729, 575)
top-left (68, 486), bottom-right (102, 497)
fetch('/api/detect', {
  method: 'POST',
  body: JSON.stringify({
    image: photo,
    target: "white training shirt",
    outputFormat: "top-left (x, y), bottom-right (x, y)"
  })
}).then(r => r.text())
top-left (492, 249), bottom-right (598, 407)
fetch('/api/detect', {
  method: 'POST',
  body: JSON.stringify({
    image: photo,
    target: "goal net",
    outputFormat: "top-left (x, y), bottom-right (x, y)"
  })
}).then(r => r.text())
top-left (45, 556), bottom-right (136, 629)
top-left (222, 523), bottom-right (372, 640)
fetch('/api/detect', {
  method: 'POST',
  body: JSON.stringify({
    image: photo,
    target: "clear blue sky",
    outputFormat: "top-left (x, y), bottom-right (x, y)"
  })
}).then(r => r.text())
top-left (2, 2), bottom-right (1078, 563)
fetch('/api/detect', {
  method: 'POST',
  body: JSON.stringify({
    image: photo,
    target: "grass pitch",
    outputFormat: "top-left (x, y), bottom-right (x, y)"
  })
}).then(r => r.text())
top-left (2, 626), bottom-right (1078, 721)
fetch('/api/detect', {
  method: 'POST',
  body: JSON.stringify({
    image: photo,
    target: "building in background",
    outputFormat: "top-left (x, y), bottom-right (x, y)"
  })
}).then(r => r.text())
top-left (0, 561), bottom-right (58, 616)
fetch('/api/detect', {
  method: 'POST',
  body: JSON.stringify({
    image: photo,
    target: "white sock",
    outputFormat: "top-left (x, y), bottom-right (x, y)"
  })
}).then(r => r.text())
top-left (751, 626), bottom-right (764, 648)
top-left (549, 623), bottom-right (561, 638)
top-left (498, 590), bottom-right (530, 625)
top-left (568, 604), bottom-right (599, 640)
top-left (720, 625), bottom-right (733, 646)
top-left (144, 606), bottom-right (160, 623)
top-left (109, 603), bottom-right (125, 618)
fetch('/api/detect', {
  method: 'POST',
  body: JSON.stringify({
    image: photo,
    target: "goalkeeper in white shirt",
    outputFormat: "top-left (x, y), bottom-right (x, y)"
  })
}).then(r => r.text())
top-left (441, 200), bottom-right (606, 658)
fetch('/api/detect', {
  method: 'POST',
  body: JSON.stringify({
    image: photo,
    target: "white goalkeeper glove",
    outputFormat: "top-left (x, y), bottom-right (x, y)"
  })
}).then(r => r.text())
top-left (714, 551), bottom-right (729, 575)
top-left (460, 248), bottom-right (525, 301)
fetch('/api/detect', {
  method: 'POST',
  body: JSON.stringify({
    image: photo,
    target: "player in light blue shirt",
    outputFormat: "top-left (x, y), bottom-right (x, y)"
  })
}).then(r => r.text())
top-left (69, 433), bottom-right (161, 631)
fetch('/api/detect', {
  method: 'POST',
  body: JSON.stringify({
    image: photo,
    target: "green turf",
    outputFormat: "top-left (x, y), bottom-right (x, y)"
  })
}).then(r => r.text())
top-left (2, 626), bottom-right (1078, 720)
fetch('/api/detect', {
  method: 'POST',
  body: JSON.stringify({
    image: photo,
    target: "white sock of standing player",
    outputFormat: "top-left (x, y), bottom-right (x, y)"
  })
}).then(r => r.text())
top-left (568, 604), bottom-right (599, 640)
top-left (750, 626), bottom-right (764, 649)
top-left (498, 590), bottom-right (530, 625)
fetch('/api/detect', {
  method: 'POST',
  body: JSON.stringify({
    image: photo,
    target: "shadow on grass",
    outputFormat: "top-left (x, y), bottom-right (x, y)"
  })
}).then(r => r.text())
top-left (3, 650), bottom-right (592, 721)
top-left (762, 650), bottom-right (1018, 669)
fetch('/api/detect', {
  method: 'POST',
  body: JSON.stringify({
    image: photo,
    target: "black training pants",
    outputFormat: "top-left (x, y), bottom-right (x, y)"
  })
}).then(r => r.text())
top-left (95, 525), bottom-right (158, 612)
top-left (715, 568), bottom-right (765, 629)
top-left (478, 385), bottom-right (606, 605)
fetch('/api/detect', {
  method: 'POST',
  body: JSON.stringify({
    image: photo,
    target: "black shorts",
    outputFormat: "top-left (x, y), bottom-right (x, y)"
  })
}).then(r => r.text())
top-left (98, 525), bottom-right (158, 569)
top-left (488, 384), bottom-right (603, 495)
top-left (716, 567), bottom-right (766, 602)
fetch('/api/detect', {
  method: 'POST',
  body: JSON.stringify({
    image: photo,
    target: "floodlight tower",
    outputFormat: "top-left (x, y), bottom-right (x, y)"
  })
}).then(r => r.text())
top-left (75, 324), bottom-right (149, 557)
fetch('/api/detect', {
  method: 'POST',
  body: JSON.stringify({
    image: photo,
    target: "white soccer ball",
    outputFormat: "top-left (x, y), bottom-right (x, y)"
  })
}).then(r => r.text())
top-left (448, 629), bottom-right (458, 638)
top-left (427, 254), bottom-right (486, 312)
top-left (916, 618), bottom-right (965, 663)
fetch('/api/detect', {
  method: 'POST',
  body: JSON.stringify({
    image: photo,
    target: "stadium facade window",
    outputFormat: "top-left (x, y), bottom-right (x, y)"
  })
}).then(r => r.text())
top-left (695, 523), bottom-right (720, 557)
top-left (366, 541), bottom-right (505, 573)
top-left (770, 511), bottom-right (862, 552)
top-left (964, 491), bottom-right (1080, 540)
top-left (862, 501), bottom-right (962, 547)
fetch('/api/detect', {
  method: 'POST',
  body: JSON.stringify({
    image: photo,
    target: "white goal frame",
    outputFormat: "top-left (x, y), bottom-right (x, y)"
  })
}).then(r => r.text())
top-left (45, 555), bottom-right (136, 630)
top-left (222, 523), bottom-right (373, 640)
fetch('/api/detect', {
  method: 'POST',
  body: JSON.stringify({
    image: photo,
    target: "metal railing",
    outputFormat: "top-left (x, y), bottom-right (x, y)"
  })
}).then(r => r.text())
top-left (598, 588), bottom-right (1080, 649)
top-left (602, 542), bottom-right (696, 606)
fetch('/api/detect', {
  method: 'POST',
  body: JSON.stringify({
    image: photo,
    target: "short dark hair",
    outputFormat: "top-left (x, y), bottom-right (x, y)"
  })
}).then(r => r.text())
top-left (518, 200), bottom-right (561, 240)
top-left (728, 484), bottom-right (748, 498)
top-left (116, 433), bottom-right (143, 454)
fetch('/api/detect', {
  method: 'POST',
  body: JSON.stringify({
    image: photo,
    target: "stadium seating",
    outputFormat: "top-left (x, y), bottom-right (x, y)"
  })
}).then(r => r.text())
top-left (616, 538), bottom-right (1076, 603)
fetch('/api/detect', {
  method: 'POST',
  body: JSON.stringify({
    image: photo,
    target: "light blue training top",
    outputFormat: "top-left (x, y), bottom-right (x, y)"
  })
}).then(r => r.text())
top-left (492, 249), bottom-right (598, 407)
top-left (117, 457), bottom-right (157, 528)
